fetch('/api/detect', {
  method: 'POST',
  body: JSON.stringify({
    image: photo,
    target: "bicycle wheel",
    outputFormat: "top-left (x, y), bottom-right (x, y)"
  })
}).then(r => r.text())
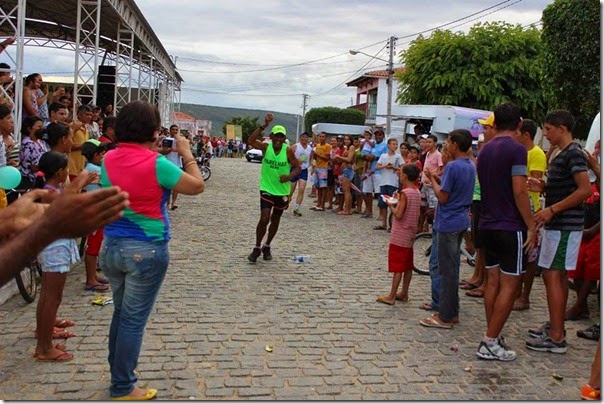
top-left (413, 232), bottom-right (432, 275)
top-left (15, 261), bottom-right (41, 303)
top-left (199, 165), bottom-right (211, 181)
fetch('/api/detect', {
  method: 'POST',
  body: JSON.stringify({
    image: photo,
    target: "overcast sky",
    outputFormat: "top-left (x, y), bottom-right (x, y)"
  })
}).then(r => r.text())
top-left (20, 0), bottom-right (554, 116)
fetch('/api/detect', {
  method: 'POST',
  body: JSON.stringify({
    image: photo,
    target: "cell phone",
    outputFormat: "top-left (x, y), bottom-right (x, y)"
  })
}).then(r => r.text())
top-left (162, 138), bottom-right (174, 148)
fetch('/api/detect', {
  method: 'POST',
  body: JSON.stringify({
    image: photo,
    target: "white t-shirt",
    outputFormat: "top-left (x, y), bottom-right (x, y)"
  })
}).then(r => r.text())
top-left (376, 152), bottom-right (404, 187)
top-left (164, 137), bottom-right (182, 168)
top-left (293, 143), bottom-right (312, 170)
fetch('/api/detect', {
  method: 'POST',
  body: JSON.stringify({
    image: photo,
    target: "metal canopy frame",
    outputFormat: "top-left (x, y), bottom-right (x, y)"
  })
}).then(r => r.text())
top-left (0, 0), bottom-right (182, 140)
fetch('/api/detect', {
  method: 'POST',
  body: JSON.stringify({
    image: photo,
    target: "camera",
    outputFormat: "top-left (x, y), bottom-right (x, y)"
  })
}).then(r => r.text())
top-left (162, 137), bottom-right (174, 148)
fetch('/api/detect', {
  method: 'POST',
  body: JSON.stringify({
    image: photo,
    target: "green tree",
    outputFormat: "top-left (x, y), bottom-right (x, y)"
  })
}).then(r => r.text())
top-left (223, 116), bottom-right (260, 144)
top-left (304, 106), bottom-right (366, 133)
top-left (541, 0), bottom-right (600, 139)
top-left (398, 22), bottom-right (546, 122)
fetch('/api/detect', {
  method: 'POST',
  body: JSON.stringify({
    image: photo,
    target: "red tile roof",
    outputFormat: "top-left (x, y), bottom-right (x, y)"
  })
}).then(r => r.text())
top-left (171, 111), bottom-right (196, 121)
top-left (346, 67), bottom-right (405, 87)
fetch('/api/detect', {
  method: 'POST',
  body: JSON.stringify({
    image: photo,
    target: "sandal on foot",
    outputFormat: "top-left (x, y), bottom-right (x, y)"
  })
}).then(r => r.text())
top-left (466, 289), bottom-right (484, 298)
top-left (55, 319), bottom-right (76, 328)
top-left (35, 350), bottom-right (74, 362)
top-left (420, 303), bottom-right (437, 311)
top-left (85, 283), bottom-right (109, 292)
top-left (419, 314), bottom-right (453, 329)
top-left (376, 296), bottom-right (395, 305)
top-left (33, 343), bottom-right (67, 357)
top-left (111, 388), bottom-right (158, 401)
top-left (460, 282), bottom-right (479, 290)
top-left (96, 277), bottom-right (109, 285)
top-left (35, 328), bottom-right (76, 340)
top-left (395, 295), bottom-right (409, 302)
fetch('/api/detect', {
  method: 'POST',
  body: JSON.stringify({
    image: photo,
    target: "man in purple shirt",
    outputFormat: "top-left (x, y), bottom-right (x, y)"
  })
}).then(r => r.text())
top-left (475, 102), bottom-right (535, 361)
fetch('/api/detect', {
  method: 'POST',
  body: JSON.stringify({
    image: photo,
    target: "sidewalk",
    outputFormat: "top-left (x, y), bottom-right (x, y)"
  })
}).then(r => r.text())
top-left (0, 157), bottom-right (598, 400)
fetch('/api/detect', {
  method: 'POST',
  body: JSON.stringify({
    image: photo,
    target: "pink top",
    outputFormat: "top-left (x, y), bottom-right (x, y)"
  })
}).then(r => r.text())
top-left (390, 188), bottom-right (422, 247)
top-left (422, 149), bottom-right (443, 184)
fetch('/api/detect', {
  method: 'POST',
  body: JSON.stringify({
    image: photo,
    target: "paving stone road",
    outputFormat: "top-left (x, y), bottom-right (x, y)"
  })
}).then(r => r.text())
top-left (0, 156), bottom-right (599, 400)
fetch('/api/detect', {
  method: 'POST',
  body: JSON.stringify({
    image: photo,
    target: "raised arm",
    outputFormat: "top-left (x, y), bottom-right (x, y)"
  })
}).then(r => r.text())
top-left (247, 113), bottom-right (273, 152)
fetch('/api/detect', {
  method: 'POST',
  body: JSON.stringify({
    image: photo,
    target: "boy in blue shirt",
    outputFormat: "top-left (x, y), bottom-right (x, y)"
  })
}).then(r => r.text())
top-left (419, 129), bottom-right (475, 329)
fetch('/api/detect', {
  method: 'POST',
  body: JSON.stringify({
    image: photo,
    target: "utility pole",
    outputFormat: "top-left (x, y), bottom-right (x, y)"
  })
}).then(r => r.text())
top-left (300, 93), bottom-right (310, 142)
top-left (386, 36), bottom-right (395, 136)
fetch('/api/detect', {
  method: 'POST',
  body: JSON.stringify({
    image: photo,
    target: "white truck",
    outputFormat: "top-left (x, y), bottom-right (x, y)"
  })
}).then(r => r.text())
top-left (389, 104), bottom-right (492, 144)
top-left (310, 123), bottom-right (372, 138)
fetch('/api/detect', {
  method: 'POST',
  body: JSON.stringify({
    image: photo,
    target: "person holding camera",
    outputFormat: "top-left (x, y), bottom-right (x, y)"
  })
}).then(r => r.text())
top-left (99, 101), bottom-right (204, 400)
top-left (159, 124), bottom-right (182, 210)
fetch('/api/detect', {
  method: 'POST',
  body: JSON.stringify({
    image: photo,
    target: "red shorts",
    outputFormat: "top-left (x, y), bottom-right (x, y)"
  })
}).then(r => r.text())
top-left (85, 227), bottom-right (104, 256)
top-left (388, 244), bottom-right (413, 273)
top-left (569, 233), bottom-right (600, 281)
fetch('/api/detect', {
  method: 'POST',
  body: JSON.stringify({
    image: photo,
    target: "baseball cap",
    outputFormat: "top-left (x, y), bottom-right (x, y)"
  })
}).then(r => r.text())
top-left (364, 128), bottom-right (373, 135)
top-left (420, 134), bottom-right (429, 139)
top-left (299, 131), bottom-right (309, 137)
top-left (81, 139), bottom-right (109, 159)
top-left (478, 114), bottom-right (494, 127)
top-left (271, 125), bottom-right (287, 136)
top-left (374, 128), bottom-right (384, 135)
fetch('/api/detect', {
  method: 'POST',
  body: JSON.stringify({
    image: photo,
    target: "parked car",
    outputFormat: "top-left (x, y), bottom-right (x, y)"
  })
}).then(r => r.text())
top-left (246, 148), bottom-right (263, 162)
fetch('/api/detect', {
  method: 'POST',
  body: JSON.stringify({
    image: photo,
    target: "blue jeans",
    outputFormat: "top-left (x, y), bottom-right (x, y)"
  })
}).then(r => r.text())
top-left (429, 230), bottom-right (440, 310)
top-left (437, 230), bottom-right (465, 323)
top-left (99, 237), bottom-right (170, 397)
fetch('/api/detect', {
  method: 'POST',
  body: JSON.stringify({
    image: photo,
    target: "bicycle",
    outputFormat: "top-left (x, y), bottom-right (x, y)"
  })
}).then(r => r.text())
top-left (412, 207), bottom-right (475, 275)
top-left (6, 188), bottom-right (43, 303)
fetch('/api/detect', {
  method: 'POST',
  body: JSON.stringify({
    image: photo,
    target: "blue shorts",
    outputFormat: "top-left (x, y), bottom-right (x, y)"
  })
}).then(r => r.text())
top-left (38, 238), bottom-right (80, 273)
top-left (314, 168), bottom-right (328, 188)
top-left (342, 167), bottom-right (354, 180)
top-left (290, 168), bottom-right (308, 183)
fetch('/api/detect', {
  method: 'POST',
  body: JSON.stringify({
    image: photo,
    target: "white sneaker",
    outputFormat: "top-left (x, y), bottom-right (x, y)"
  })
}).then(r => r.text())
top-left (476, 341), bottom-right (517, 361)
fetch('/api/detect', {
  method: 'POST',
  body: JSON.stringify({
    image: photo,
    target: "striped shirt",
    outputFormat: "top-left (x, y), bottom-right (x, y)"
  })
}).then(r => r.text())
top-left (544, 142), bottom-right (587, 231)
top-left (390, 187), bottom-right (421, 247)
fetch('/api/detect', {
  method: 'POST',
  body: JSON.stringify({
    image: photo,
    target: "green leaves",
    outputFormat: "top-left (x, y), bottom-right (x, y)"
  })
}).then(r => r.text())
top-left (304, 107), bottom-right (366, 133)
top-left (399, 21), bottom-right (546, 123)
top-left (542, 0), bottom-right (600, 139)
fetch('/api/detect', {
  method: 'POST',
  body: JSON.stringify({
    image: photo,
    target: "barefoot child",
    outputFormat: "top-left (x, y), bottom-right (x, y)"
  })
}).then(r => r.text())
top-left (376, 163), bottom-right (422, 305)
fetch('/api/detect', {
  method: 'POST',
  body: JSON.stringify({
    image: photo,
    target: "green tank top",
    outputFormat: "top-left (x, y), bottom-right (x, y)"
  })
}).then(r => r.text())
top-left (260, 143), bottom-right (290, 196)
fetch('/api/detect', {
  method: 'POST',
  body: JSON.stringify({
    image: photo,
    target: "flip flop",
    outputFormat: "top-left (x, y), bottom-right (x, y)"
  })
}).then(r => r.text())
top-left (460, 282), bottom-right (479, 290)
top-left (85, 283), bottom-right (109, 292)
top-left (420, 303), bottom-right (437, 311)
top-left (110, 387), bottom-right (158, 401)
top-left (373, 226), bottom-right (387, 230)
top-left (55, 319), bottom-right (76, 328)
top-left (96, 277), bottom-right (110, 285)
top-left (170, 205), bottom-right (178, 210)
top-left (466, 289), bottom-right (484, 298)
top-left (35, 350), bottom-right (74, 362)
top-left (419, 314), bottom-right (453, 329)
top-left (376, 296), bottom-right (395, 305)
top-left (33, 342), bottom-right (67, 357)
top-left (395, 295), bottom-right (409, 302)
top-left (35, 328), bottom-right (76, 340)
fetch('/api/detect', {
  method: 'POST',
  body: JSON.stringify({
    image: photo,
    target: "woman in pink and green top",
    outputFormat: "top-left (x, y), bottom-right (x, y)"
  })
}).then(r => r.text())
top-left (99, 101), bottom-right (204, 400)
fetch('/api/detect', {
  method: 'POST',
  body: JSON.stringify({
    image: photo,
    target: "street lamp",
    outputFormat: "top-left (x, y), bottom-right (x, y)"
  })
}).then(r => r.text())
top-left (349, 36), bottom-right (396, 135)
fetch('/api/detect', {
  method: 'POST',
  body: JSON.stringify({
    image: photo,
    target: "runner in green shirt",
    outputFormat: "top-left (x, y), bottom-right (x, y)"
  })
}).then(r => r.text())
top-left (247, 113), bottom-right (301, 262)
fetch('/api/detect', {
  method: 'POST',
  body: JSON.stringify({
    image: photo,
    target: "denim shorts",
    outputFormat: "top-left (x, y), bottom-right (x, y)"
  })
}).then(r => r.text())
top-left (38, 238), bottom-right (80, 273)
top-left (342, 167), bottom-right (354, 180)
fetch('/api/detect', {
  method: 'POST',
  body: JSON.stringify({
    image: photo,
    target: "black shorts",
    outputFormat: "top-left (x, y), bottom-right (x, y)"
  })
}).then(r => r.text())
top-left (327, 169), bottom-right (335, 187)
top-left (481, 229), bottom-right (527, 275)
top-left (260, 191), bottom-right (289, 212)
top-left (471, 200), bottom-right (482, 249)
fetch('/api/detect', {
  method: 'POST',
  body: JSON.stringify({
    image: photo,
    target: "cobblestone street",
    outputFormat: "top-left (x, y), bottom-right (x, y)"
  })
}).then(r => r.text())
top-left (0, 156), bottom-right (599, 400)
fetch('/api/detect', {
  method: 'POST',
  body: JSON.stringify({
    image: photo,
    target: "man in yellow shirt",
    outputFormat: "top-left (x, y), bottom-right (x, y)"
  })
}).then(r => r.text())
top-left (513, 118), bottom-right (547, 311)
top-left (67, 105), bottom-right (92, 181)
top-left (310, 132), bottom-right (332, 211)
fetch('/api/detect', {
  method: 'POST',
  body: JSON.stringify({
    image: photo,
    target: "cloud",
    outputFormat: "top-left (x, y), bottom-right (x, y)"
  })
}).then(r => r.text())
top-left (11, 0), bottom-right (553, 115)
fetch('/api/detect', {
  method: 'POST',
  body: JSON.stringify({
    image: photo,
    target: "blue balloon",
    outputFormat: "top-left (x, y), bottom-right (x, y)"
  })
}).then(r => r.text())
top-left (0, 166), bottom-right (21, 189)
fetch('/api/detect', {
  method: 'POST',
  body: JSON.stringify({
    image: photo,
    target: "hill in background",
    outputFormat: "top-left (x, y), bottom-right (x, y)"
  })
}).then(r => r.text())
top-left (179, 103), bottom-right (302, 142)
